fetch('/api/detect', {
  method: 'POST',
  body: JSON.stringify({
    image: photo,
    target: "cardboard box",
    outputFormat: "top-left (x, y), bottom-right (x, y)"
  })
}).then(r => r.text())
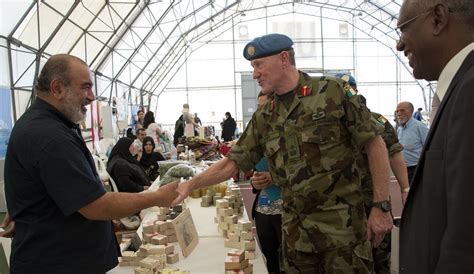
top-left (224, 256), bottom-right (249, 270)
top-left (167, 252), bottom-right (179, 264)
top-left (227, 249), bottom-right (245, 262)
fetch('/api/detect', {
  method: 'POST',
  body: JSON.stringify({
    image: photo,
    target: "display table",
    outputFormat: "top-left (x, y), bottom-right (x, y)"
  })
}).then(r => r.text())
top-left (109, 197), bottom-right (267, 273)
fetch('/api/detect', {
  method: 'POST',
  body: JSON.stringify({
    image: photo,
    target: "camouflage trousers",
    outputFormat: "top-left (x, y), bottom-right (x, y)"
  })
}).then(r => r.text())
top-left (282, 241), bottom-right (374, 274)
top-left (365, 205), bottom-right (391, 274)
top-left (372, 233), bottom-right (391, 274)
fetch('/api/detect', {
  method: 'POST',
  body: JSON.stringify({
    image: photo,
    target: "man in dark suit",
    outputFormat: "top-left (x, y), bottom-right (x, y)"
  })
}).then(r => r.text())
top-left (396, 0), bottom-right (474, 273)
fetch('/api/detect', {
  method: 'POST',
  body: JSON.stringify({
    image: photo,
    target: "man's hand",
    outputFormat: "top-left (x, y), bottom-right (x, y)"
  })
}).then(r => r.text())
top-left (0, 213), bottom-right (15, 238)
top-left (171, 180), bottom-right (192, 206)
top-left (155, 181), bottom-right (179, 207)
top-left (367, 207), bottom-right (393, 247)
top-left (250, 171), bottom-right (272, 190)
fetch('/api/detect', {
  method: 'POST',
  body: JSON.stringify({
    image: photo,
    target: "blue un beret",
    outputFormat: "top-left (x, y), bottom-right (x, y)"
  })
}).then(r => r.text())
top-left (335, 73), bottom-right (357, 87)
top-left (243, 33), bottom-right (294, 61)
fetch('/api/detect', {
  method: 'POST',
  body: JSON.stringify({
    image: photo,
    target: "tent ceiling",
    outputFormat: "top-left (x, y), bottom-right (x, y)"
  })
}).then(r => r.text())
top-left (3, 0), bottom-right (418, 118)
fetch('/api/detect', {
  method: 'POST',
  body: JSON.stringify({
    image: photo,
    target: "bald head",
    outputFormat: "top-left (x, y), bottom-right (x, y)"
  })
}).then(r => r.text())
top-left (35, 54), bottom-right (88, 95)
top-left (396, 101), bottom-right (414, 126)
top-left (397, 0), bottom-right (474, 81)
top-left (417, 0), bottom-right (472, 29)
top-left (34, 54), bottom-right (94, 124)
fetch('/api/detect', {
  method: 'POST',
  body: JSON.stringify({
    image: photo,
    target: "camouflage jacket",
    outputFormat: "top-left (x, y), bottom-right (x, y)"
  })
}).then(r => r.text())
top-left (228, 71), bottom-right (383, 253)
top-left (356, 112), bottom-right (404, 206)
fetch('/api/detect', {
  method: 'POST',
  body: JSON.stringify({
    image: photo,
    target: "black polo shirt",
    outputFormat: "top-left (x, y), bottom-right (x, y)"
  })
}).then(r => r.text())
top-left (4, 98), bottom-right (118, 273)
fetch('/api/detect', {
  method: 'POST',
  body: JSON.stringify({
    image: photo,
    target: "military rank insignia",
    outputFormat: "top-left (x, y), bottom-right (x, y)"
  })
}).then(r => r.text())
top-left (343, 83), bottom-right (357, 98)
top-left (300, 85), bottom-right (310, 97)
top-left (377, 115), bottom-right (388, 125)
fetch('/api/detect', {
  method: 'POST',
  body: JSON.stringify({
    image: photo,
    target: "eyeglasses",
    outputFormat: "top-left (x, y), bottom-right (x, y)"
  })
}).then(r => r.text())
top-left (395, 8), bottom-right (432, 42)
top-left (395, 5), bottom-right (455, 42)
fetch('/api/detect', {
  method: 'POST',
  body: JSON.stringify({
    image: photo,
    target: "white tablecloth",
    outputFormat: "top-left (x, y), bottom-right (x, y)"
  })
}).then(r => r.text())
top-left (109, 197), bottom-right (267, 274)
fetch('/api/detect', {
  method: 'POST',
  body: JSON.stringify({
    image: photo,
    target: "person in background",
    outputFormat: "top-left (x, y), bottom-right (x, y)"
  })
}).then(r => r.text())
top-left (3, 54), bottom-right (178, 273)
top-left (412, 107), bottom-right (424, 121)
top-left (337, 73), bottom-right (410, 274)
top-left (159, 129), bottom-right (174, 154)
top-left (221, 111), bottom-right (236, 142)
top-left (140, 136), bottom-right (166, 181)
top-left (107, 137), bottom-right (151, 193)
top-left (173, 33), bottom-right (393, 273)
top-left (173, 113), bottom-right (185, 146)
top-left (132, 128), bottom-right (147, 160)
top-left (125, 127), bottom-right (136, 139)
top-left (107, 137), bottom-right (153, 230)
top-left (135, 109), bottom-right (145, 130)
top-left (182, 104), bottom-right (199, 137)
top-left (250, 91), bottom-right (283, 274)
top-left (194, 112), bottom-right (202, 136)
top-left (396, 0), bottom-right (474, 272)
top-left (395, 101), bottom-right (428, 183)
top-left (144, 111), bottom-right (161, 149)
top-left (194, 112), bottom-right (202, 126)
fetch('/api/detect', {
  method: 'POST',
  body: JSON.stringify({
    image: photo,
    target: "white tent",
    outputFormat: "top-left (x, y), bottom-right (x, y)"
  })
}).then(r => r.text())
top-left (0, 0), bottom-right (435, 148)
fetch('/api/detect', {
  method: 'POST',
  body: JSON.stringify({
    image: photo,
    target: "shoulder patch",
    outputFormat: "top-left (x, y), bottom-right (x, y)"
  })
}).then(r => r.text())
top-left (343, 82), bottom-right (357, 98)
top-left (376, 115), bottom-right (388, 125)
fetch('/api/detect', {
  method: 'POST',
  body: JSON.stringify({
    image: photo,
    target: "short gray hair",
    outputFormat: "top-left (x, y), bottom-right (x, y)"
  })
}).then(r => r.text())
top-left (35, 54), bottom-right (86, 94)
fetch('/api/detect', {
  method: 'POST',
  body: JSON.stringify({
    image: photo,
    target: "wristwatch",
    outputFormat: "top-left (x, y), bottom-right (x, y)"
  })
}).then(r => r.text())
top-left (372, 200), bottom-right (392, 212)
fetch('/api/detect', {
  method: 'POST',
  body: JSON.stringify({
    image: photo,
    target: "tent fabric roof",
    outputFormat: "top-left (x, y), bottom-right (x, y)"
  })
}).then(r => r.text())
top-left (3, 0), bottom-right (432, 122)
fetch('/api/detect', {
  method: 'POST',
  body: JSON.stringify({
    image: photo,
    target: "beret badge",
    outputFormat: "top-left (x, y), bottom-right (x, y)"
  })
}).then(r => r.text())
top-left (247, 45), bottom-right (256, 57)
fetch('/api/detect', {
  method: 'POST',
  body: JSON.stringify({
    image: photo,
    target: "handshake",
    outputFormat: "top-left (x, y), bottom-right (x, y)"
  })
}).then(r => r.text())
top-left (154, 179), bottom-right (192, 207)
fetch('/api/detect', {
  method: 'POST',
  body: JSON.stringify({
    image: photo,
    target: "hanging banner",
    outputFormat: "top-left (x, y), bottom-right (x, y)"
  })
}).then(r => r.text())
top-left (115, 97), bottom-right (128, 122)
top-left (0, 88), bottom-right (12, 158)
top-left (130, 104), bottom-right (140, 129)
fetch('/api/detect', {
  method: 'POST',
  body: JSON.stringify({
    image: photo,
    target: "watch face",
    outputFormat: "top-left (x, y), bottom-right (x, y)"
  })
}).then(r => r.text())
top-left (381, 202), bottom-right (391, 211)
top-left (374, 201), bottom-right (391, 212)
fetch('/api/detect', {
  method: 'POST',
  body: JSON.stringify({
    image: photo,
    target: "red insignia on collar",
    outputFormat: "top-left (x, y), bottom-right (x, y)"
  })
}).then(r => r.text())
top-left (271, 99), bottom-right (275, 111)
top-left (301, 85), bottom-right (309, 97)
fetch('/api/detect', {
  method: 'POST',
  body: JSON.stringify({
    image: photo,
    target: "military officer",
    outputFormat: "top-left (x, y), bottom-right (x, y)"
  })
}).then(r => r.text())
top-left (173, 33), bottom-right (393, 273)
top-left (337, 73), bottom-right (410, 274)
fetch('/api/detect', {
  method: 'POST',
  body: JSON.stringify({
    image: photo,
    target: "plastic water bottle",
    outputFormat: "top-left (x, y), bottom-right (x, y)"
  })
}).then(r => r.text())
top-left (188, 150), bottom-right (196, 165)
top-left (170, 146), bottom-right (177, 160)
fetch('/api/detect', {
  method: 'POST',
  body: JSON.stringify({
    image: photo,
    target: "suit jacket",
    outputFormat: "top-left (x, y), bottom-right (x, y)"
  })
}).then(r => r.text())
top-left (399, 51), bottom-right (474, 274)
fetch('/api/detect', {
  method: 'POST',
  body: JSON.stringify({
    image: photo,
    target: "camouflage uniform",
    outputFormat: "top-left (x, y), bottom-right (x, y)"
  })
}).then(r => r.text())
top-left (228, 71), bottom-right (384, 273)
top-left (355, 112), bottom-right (403, 274)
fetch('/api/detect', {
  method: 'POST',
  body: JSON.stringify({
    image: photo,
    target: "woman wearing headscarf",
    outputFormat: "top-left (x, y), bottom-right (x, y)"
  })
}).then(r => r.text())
top-left (143, 111), bottom-right (161, 148)
top-left (140, 136), bottom-right (166, 181)
top-left (106, 137), bottom-right (151, 193)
